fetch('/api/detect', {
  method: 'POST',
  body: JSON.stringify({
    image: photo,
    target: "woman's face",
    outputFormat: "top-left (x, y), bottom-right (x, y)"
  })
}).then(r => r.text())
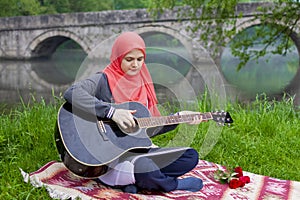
top-left (121, 49), bottom-right (144, 76)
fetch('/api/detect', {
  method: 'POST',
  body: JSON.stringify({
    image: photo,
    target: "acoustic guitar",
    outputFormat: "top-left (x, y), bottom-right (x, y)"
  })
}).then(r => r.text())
top-left (55, 101), bottom-right (233, 178)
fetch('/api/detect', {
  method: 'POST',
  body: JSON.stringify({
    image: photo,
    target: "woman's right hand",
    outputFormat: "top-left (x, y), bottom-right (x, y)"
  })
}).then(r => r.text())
top-left (111, 109), bottom-right (137, 130)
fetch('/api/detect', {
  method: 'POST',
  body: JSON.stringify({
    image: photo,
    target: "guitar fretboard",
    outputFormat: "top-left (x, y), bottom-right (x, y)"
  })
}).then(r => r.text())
top-left (136, 113), bottom-right (213, 128)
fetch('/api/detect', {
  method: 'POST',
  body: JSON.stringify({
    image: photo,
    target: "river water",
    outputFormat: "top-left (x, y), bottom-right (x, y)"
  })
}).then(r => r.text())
top-left (1, 45), bottom-right (299, 109)
top-left (0, 47), bottom-right (199, 108)
top-left (0, 50), bottom-right (85, 107)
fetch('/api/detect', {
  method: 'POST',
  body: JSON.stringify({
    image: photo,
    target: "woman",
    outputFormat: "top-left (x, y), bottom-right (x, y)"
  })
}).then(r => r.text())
top-left (63, 31), bottom-right (204, 193)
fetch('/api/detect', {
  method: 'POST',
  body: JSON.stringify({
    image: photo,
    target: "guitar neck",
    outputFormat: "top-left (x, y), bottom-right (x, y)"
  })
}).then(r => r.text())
top-left (136, 112), bottom-right (213, 128)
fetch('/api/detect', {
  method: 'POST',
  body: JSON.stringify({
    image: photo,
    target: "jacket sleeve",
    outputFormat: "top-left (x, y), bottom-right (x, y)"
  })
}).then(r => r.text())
top-left (63, 73), bottom-right (115, 119)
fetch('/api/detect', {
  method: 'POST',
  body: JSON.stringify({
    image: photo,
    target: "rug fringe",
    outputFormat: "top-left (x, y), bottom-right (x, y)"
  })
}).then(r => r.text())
top-left (20, 167), bottom-right (90, 200)
top-left (20, 168), bottom-right (30, 183)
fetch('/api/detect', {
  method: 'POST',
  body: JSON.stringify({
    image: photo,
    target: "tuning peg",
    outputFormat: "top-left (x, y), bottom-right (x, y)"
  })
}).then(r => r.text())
top-left (217, 122), bottom-right (224, 126)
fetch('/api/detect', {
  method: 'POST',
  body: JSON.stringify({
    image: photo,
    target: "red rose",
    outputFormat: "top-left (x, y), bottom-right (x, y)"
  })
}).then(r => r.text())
top-left (229, 179), bottom-right (241, 189)
top-left (239, 176), bottom-right (250, 184)
top-left (234, 166), bottom-right (243, 178)
top-left (238, 177), bottom-right (246, 187)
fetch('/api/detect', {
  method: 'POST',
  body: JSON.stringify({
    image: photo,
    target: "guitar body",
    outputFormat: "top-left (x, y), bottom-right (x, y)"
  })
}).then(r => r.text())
top-left (55, 101), bottom-right (153, 178)
top-left (55, 101), bottom-right (233, 178)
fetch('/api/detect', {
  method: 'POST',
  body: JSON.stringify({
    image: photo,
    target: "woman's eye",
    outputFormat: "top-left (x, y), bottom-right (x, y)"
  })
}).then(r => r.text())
top-left (125, 58), bottom-right (133, 62)
top-left (124, 57), bottom-right (144, 62)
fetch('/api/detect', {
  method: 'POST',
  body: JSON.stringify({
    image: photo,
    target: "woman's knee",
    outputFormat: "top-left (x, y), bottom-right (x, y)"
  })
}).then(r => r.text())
top-left (134, 157), bottom-right (159, 174)
top-left (185, 148), bottom-right (199, 168)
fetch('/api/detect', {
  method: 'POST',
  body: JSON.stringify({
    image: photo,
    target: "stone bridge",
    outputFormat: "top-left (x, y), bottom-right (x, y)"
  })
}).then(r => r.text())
top-left (0, 2), bottom-right (299, 105)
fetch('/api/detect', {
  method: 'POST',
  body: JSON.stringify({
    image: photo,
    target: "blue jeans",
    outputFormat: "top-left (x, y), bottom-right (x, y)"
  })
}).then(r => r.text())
top-left (133, 148), bottom-right (199, 192)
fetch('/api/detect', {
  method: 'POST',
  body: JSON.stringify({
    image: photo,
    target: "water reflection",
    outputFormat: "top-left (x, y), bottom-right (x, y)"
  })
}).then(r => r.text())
top-left (3, 28), bottom-right (298, 107)
top-left (0, 47), bottom-right (197, 105)
top-left (221, 25), bottom-right (300, 98)
top-left (0, 62), bottom-right (61, 105)
top-left (0, 49), bottom-right (86, 105)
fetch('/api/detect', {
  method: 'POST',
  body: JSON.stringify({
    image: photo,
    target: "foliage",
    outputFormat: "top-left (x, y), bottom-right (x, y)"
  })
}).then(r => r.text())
top-left (113, 0), bottom-right (150, 9)
top-left (149, 0), bottom-right (300, 70)
top-left (221, 32), bottom-right (299, 97)
top-left (0, 0), bottom-right (42, 17)
top-left (0, 0), bottom-right (151, 17)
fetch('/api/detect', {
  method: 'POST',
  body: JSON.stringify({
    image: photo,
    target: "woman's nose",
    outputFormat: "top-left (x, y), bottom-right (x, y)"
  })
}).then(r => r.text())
top-left (132, 59), bottom-right (138, 67)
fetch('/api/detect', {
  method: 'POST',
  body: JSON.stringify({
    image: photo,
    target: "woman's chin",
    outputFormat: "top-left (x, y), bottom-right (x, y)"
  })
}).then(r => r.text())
top-left (126, 70), bottom-right (140, 76)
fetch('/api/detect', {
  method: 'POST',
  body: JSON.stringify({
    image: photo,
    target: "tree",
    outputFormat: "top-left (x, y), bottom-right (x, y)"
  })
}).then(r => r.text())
top-left (0, 0), bottom-right (42, 17)
top-left (0, 0), bottom-right (18, 17)
top-left (51, 0), bottom-right (71, 13)
top-left (113, 0), bottom-right (150, 9)
top-left (148, 0), bottom-right (300, 70)
top-left (68, 0), bottom-right (113, 12)
top-left (18, 0), bottom-right (43, 15)
top-left (0, 0), bottom-right (151, 17)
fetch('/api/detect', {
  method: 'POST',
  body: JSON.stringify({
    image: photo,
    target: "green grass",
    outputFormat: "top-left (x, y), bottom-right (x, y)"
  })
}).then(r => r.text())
top-left (0, 97), bottom-right (62, 199)
top-left (0, 94), bottom-right (299, 199)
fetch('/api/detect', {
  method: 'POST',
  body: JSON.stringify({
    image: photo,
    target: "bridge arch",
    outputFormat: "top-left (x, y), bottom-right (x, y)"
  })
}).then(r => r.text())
top-left (134, 26), bottom-right (226, 105)
top-left (136, 26), bottom-right (200, 101)
top-left (24, 30), bottom-right (92, 90)
top-left (25, 30), bottom-right (92, 58)
top-left (221, 19), bottom-right (300, 100)
top-left (135, 25), bottom-right (204, 62)
top-left (234, 17), bottom-right (300, 56)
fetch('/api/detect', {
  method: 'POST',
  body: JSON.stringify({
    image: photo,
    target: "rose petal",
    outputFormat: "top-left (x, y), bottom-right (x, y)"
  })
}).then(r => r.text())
top-left (229, 179), bottom-right (241, 189)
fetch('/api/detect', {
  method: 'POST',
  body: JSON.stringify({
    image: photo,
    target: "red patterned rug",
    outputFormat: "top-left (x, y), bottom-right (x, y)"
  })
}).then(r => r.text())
top-left (21, 160), bottom-right (300, 200)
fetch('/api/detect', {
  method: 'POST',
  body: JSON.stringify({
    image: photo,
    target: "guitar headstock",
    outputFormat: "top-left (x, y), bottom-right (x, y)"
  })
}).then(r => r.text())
top-left (211, 111), bottom-right (233, 126)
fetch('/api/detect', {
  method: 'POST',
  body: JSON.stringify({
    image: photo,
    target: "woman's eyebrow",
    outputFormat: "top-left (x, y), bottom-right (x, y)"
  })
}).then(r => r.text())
top-left (124, 55), bottom-right (144, 59)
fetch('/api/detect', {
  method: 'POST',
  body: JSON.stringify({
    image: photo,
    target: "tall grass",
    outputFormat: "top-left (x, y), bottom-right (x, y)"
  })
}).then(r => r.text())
top-left (0, 97), bottom-right (62, 199)
top-left (0, 95), bottom-right (299, 199)
top-left (203, 94), bottom-right (300, 181)
top-left (153, 94), bottom-right (300, 182)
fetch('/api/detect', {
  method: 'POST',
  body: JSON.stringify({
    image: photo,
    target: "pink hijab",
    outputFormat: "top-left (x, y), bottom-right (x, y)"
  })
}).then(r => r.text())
top-left (103, 32), bottom-right (161, 116)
